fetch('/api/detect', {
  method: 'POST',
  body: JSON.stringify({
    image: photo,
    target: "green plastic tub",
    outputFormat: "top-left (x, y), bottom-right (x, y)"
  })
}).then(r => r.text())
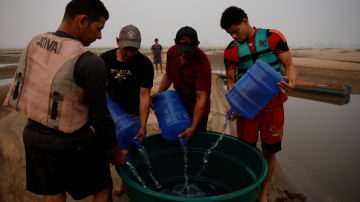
top-left (116, 131), bottom-right (268, 202)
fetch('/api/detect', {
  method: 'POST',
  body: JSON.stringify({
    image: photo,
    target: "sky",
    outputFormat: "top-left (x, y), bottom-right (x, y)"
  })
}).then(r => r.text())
top-left (0, 0), bottom-right (360, 48)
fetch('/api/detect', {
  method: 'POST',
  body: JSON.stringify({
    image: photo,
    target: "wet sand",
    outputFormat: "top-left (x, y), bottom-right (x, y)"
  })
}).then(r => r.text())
top-left (1, 47), bottom-right (360, 201)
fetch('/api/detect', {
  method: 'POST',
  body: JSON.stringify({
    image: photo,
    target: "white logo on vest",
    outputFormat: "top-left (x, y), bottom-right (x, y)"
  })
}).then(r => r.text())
top-left (259, 40), bottom-right (266, 47)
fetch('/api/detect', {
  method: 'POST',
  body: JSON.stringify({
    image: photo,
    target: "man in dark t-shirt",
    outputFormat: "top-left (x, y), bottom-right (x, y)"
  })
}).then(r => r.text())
top-left (220, 6), bottom-right (297, 202)
top-left (151, 38), bottom-right (164, 73)
top-left (100, 25), bottom-right (154, 196)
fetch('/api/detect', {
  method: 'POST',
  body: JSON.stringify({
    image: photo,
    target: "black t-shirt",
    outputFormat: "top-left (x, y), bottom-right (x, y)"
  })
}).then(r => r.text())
top-left (23, 31), bottom-right (117, 150)
top-left (151, 44), bottom-right (162, 58)
top-left (100, 48), bottom-right (154, 114)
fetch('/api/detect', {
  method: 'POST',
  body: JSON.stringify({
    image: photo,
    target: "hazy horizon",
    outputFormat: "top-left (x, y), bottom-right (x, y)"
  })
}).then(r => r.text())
top-left (1, 0), bottom-right (360, 49)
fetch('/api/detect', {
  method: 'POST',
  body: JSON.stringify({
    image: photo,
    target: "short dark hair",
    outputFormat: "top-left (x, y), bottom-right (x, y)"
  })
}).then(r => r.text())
top-left (63, 0), bottom-right (109, 25)
top-left (220, 6), bottom-right (248, 29)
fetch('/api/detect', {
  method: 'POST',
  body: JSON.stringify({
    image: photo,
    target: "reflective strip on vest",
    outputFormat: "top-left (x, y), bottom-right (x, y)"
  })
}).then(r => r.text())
top-left (3, 32), bottom-right (89, 133)
top-left (236, 28), bottom-right (284, 78)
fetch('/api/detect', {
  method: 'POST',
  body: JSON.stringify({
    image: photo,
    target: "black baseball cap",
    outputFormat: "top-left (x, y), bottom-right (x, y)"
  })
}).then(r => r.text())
top-left (119, 25), bottom-right (141, 49)
top-left (155, 38), bottom-right (158, 41)
top-left (175, 26), bottom-right (198, 52)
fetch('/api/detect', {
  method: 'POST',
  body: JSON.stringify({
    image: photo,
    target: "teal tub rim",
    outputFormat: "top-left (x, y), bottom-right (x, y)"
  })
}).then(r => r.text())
top-left (116, 131), bottom-right (269, 201)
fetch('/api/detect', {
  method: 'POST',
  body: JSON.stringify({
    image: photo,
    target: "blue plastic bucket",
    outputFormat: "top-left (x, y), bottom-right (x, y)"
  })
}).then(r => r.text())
top-left (107, 97), bottom-right (141, 149)
top-left (152, 90), bottom-right (192, 145)
top-left (226, 59), bottom-right (286, 120)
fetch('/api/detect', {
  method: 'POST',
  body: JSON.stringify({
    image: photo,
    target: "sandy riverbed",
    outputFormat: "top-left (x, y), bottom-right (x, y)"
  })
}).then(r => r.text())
top-left (0, 47), bottom-right (359, 202)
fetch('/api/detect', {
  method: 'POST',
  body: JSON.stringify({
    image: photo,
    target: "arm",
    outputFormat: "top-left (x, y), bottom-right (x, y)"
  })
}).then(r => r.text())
top-left (226, 69), bottom-right (236, 91)
top-left (179, 90), bottom-right (209, 142)
top-left (225, 69), bottom-right (239, 121)
top-left (157, 72), bottom-right (172, 93)
top-left (75, 52), bottom-right (127, 165)
top-left (151, 50), bottom-right (154, 60)
top-left (108, 144), bottom-right (128, 166)
top-left (134, 87), bottom-right (152, 143)
top-left (161, 50), bottom-right (164, 59)
top-left (278, 51), bottom-right (297, 93)
top-left (224, 47), bottom-right (239, 120)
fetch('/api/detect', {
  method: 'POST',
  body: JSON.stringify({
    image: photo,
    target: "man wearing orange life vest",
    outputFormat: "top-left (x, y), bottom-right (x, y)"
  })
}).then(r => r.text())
top-left (220, 6), bottom-right (297, 202)
top-left (3, 0), bottom-right (127, 201)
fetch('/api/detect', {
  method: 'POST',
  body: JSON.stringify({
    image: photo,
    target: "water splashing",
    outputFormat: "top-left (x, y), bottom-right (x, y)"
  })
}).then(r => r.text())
top-left (126, 160), bottom-right (146, 188)
top-left (138, 145), bottom-right (162, 189)
top-left (195, 120), bottom-right (229, 183)
top-left (181, 144), bottom-right (190, 194)
top-left (160, 183), bottom-right (211, 197)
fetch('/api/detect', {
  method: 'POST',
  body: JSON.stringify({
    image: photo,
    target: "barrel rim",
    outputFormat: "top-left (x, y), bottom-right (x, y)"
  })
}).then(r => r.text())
top-left (116, 131), bottom-right (268, 201)
top-left (152, 90), bottom-right (179, 106)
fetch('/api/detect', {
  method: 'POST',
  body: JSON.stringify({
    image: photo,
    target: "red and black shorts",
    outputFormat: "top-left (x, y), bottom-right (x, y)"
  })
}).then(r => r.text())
top-left (25, 141), bottom-right (112, 200)
top-left (237, 104), bottom-right (284, 154)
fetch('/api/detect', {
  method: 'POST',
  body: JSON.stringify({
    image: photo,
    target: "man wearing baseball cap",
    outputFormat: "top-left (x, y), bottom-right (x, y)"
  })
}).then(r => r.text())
top-left (151, 26), bottom-right (212, 142)
top-left (99, 24), bottom-right (154, 196)
top-left (151, 38), bottom-right (164, 73)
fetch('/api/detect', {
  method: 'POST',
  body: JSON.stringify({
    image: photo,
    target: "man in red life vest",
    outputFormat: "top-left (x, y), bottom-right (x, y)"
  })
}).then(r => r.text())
top-left (220, 6), bottom-right (297, 202)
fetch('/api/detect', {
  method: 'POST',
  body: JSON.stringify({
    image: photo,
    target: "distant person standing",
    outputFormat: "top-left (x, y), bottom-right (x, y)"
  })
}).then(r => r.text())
top-left (220, 6), bottom-right (297, 202)
top-left (151, 38), bottom-right (164, 73)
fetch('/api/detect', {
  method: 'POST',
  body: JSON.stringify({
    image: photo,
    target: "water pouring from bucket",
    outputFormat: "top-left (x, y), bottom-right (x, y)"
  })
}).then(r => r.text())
top-left (107, 96), bottom-right (142, 150)
top-left (107, 97), bottom-right (161, 189)
top-left (152, 90), bottom-right (193, 192)
top-left (225, 59), bottom-right (287, 120)
top-left (152, 90), bottom-right (192, 147)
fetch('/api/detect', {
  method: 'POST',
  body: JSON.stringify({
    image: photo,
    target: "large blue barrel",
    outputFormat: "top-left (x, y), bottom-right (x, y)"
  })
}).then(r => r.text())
top-left (107, 97), bottom-right (141, 149)
top-left (226, 59), bottom-right (286, 120)
top-left (152, 90), bottom-right (192, 145)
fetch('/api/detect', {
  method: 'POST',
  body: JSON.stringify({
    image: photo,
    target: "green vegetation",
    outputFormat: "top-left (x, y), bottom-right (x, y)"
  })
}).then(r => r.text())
top-left (139, 47), bottom-right (151, 51)
top-left (201, 47), bottom-right (225, 52)
top-left (87, 47), bottom-right (115, 51)
top-left (339, 50), bottom-right (350, 53)
top-left (292, 47), bottom-right (312, 51)
top-left (0, 48), bottom-right (23, 51)
top-left (355, 49), bottom-right (360, 52)
top-left (321, 48), bottom-right (334, 51)
top-left (0, 48), bottom-right (24, 54)
top-left (4, 52), bottom-right (22, 54)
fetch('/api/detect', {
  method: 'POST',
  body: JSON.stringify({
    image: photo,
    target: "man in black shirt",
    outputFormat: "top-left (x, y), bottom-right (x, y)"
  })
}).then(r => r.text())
top-left (100, 24), bottom-right (154, 196)
top-left (3, 1), bottom-right (127, 201)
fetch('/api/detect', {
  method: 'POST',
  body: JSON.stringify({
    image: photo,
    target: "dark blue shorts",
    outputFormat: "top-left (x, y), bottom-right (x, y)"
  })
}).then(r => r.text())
top-left (153, 57), bottom-right (162, 64)
top-left (25, 141), bottom-right (112, 200)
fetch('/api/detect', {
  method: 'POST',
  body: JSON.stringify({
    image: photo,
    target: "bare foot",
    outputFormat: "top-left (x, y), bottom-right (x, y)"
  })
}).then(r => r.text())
top-left (113, 184), bottom-right (124, 196)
